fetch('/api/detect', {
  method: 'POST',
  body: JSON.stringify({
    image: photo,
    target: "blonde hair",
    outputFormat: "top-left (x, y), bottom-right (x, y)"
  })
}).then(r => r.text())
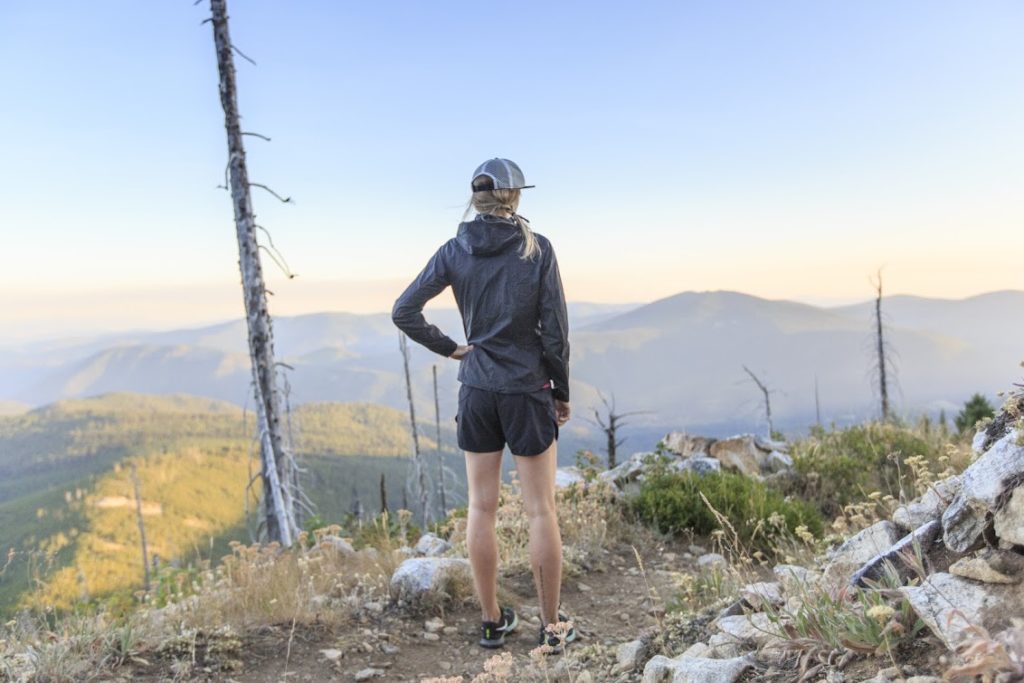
top-left (464, 185), bottom-right (540, 261)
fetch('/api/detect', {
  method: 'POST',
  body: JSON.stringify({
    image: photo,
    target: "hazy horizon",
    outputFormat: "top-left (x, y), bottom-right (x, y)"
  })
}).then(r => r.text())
top-left (3, 283), bottom-right (1020, 345)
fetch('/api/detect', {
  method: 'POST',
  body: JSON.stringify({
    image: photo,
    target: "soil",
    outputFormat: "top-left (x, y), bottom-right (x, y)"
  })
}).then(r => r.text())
top-left (121, 539), bottom-right (695, 682)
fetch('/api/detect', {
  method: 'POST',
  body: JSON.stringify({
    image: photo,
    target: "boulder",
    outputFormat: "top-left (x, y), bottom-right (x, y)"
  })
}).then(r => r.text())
top-left (414, 532), bottom-right (451, 557)
top-left (822, 521), bottom-right (902, 586)
top-left (678, 642), bottom-right (712, 658)
top-left (755, 435), bottom-right (789, 453)
top-left (900, 571), bottom-right (1024, 651)
top-left (943, 429), bottom-right (1024, 553)
top-left (994, 485), bottom-right (1024, 546)
top-left (663, 432), bottom-right (715, 458)
top-left (643, 655), bottom-right (753, 683)
top-left (599, 452), bottom-right (649, 485)
top-left (318, 535), bottom-right (355, 555)
top-left (709, 436), bottom-right (763, 478)
top-left (892, 475), bottom-right (961, 531)
top-left (614, 638), bottom-right (649, 674)
top-left (389, 557), bottom-right (471, 605)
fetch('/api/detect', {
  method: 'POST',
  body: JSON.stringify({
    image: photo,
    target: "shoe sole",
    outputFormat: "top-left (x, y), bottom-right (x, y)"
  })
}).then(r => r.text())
top-left (478, 612), bottom-right (519, 649)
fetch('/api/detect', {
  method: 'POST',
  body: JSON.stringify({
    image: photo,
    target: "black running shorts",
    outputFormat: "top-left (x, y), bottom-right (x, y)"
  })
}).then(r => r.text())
top-left (456, 384), bottom-right (559, 457)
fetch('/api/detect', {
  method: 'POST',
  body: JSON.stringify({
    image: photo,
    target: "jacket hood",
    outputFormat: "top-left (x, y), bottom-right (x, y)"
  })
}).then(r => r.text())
top-left (456, 215), bottom-right (522, 256)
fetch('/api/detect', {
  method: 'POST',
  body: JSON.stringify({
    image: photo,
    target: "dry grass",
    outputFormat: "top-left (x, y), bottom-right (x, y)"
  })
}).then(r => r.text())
top-left (946, 619), bottom-right (1024, 682)
top-left (446, 476), bottom-right (628, 578)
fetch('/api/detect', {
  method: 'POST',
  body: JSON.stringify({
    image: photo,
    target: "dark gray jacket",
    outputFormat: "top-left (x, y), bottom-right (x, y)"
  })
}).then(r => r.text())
top-left (392, 214), bottom-right (570, 402)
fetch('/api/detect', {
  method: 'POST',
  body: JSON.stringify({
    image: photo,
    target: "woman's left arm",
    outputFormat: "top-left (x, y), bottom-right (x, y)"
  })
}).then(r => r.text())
top-left (392, 246), bottom-right (460, 357)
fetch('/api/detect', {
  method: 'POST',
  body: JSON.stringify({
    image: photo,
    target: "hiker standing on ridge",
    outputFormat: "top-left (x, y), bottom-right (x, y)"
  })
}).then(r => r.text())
top-left (392, 158), bottom-right (573, 651)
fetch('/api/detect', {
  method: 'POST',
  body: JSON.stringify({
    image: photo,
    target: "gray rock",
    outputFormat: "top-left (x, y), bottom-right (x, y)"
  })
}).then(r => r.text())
top-left (765, 450), bottom-right (793, 473)
top-left (599, 453), bottom-right (649, 485)
top-left (354, 668), bottom-right (385, 681)
top-left (822, 521), bottom-right (901, 586)
top-left (706, 632), bottom-right (743, 659)
top-left (850, 520), bottom-right (941, 587)
top-left (555, 466), bottom-right (586, 488)
top-left (740, 582), bottom-right (783, 610)
top-left (994, 485), bottom-right (1024, 546)
top-left (389, 557), bottom-right (472, 604)
top-left (754, 435), bottom-right (789, 453)
top-left (892, 475), bottom-right (961, 531)
top-left (715, 612), bottom-right (779, 647)
top-left (949, 549), bottom-right (1024, 584)
top-left (319, 648), bottom-right (343, 661)
top-left (614, 639), bottom-right (648, 673)
top-left (672, 456), bottom-right (722, 476)
top-left (414, 532), bottom-right (451, 557)
top-left (900, 572), bottom-right (1024, 651)
top-left (943, 430), bottom-right (1024, 553)
top-left (643, 654), bottom-right (753, 683)
top-left (678, 642), bottom-right (712, 658)
top-left (697, 553), bottom-right (728, 570)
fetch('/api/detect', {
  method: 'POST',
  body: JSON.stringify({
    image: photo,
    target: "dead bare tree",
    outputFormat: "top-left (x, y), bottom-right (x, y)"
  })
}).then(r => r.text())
top-left (742, 365), bottom-right (775, 437)
top-left (379, 473), bottom-right (388, 515)
top-left (129, 463), bottom-right (150, 593)
top-left (208, 0), bottom-right (299, 546)
top-left (432, 365), bottom-right (447, 517)
top-left (589, 392), bottom-right (650, 470)
top-left (399, 332), bottom-right (429, 522)
top-left (871, 268), bottom-right (893, 421)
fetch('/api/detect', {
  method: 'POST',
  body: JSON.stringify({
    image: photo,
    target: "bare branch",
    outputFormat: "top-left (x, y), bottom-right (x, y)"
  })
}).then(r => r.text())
top-left (742, 365), bottom-right (775, 436)
top-left (231, 43), bottom-right (257, 66)
top-left (242, 131), bottom-right (272, 141)
top-left (259, 244), bottom-right (297, 279)
top-left (250, 182), bottom-right (293, 203)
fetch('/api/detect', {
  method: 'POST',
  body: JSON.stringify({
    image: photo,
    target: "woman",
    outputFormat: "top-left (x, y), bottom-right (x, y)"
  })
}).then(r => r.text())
top-left (392, 158), bottom-right (573, 650)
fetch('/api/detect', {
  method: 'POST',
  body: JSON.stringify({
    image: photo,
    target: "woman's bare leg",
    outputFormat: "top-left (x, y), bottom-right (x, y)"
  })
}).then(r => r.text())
top-left (465, 449), bottom-right (503, 622)
top-left (514, 440), bottom-right (562, 626)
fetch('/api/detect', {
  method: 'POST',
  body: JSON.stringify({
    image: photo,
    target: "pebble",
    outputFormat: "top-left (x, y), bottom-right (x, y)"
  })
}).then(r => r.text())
top-left (380, 644), bottom-right (400, 655)
top-left (424, 617), bottom-right (445, 633)
top-left (439, 662), bottom-right (452, 671)
top-left (442, 626), bottom-right (458, 636)
top-left (422, 632), bottom-right (440, 641)
top-left (319, 648), bottom-right (343, 662)
top-left (577, 582), bottom-right (592, 592)
top-left (354, 669), bottom-right (384, 681)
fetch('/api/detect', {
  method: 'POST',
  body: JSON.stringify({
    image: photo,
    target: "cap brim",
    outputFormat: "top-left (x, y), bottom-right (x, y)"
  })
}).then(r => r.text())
top-left (471, 185), bottom-right (536, 192)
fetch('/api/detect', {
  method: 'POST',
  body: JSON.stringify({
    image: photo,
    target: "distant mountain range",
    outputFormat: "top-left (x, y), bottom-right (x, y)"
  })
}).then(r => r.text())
top-left (3, 292), bottom-right (1020, 440)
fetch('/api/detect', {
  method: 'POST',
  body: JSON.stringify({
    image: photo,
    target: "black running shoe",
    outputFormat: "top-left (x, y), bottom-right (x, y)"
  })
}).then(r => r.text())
top-left (479, 606), bottom-right (519, 649)
top-left (538, 613), bottom-right (577, 652)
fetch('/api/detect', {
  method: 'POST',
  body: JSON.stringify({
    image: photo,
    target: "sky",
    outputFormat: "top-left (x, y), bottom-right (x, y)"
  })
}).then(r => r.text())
top-left (1, 1), bottom-right (1022, 339)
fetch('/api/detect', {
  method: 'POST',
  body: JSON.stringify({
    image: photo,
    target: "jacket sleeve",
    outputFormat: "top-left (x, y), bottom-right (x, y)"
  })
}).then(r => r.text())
top-left (392, 246), bottom-right (459, 358)
top-left (538, 243), bottom-right (571, 402)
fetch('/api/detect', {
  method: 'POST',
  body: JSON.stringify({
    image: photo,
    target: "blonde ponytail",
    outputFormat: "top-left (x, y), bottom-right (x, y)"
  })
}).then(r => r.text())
top-left (464, 187), bottom-right (540, 260)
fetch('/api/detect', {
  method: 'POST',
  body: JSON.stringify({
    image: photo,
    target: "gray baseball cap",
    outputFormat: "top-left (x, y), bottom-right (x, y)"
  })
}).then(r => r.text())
top-left (471, 158), bottom-right (535, 192)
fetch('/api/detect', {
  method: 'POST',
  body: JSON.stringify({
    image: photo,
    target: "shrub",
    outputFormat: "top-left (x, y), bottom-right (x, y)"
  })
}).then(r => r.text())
top-left (629, 470), bottom-right (823, 552)
top-left (786, 421), bottom-right (964, 518)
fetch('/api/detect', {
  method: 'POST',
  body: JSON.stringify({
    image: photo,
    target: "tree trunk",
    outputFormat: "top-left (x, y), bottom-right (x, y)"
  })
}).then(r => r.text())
top-left (399, 332), bottom-right (429, 521)
top-left (433, 365), bottom-right (447, 517)
top-left (210, 0), bottom-right (297, 546)
top-left (129, 463), bottom-right (150, 593)
top-left (874, 270), bottom-right (890, 421)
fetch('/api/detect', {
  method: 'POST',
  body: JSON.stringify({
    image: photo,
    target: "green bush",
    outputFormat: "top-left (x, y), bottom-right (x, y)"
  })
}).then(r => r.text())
top-left (787, 422), bottom-right (949, 517)
top-left (629, 470), bottom-right (823, 552)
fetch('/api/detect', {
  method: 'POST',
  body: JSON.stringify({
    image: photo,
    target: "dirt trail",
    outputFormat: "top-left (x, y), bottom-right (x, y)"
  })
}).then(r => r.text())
top-left (129, 541), bottom-right (693, 682)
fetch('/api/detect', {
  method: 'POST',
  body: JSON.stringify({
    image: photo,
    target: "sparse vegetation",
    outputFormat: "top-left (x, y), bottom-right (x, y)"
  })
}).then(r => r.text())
top-left (956, 392), bottom-right (996, 436)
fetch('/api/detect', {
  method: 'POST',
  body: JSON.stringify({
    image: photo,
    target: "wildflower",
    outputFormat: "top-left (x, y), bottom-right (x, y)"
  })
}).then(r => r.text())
top-left (866, 604), bottom-right (895, 625)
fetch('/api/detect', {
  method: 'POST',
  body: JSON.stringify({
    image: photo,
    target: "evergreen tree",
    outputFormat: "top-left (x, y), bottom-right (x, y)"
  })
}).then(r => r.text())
top-left (955, 393), bottom-right (995, 435)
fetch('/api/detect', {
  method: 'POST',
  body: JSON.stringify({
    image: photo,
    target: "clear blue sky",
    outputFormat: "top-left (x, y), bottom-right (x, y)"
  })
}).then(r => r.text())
top-left (1, 1), bottom-right (1022, 337)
